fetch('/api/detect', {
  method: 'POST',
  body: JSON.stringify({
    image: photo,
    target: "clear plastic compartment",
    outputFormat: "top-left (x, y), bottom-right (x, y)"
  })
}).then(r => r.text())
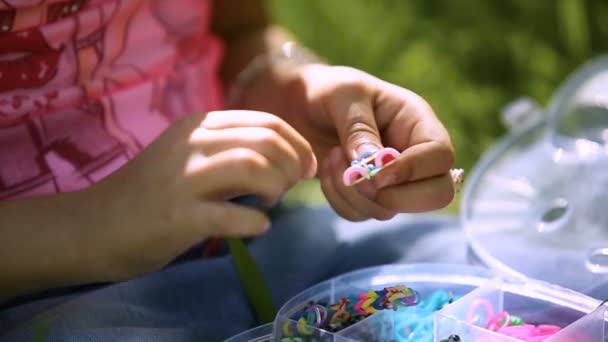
top-left (433, 277), bottom-right (606, 341)
top-left (462, 56), bottom-right (608, 296)
top-left (544, 302), bottom-right (608, 342)
top-left (273, 264), bottom-right (490, 342)
top-left (224, 323), bottom-right (274, 342)
top-left (223, 264), bottom-right (601, 342)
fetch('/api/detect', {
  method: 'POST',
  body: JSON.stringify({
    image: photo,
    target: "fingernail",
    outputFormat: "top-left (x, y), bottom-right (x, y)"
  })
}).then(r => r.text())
top-left (352, 142), bottom-right (381, 160)
top-left (357, 181), bottom-right (377, 200)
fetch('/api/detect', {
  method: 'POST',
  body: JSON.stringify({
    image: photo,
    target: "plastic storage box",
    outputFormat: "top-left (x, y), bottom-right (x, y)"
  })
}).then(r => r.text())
top-left (225, 57), bottom-right (608, 341)
top-left (225, 264), bottom-right (604, 342)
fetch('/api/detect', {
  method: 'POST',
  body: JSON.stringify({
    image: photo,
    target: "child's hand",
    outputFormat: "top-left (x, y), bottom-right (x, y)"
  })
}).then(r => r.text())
top-left (270, 64), bottom-right (455, 221)
top-left (91, 110), bottom-right (316, 280)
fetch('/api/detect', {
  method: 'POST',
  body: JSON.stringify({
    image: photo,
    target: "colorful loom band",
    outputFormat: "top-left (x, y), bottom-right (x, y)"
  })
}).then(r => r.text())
top-left (289, 284), bottom-right (419, 332)
top-left (353, 294), bottom-right (367, 315)
top-left (296, 316), bottom-right (313, 335)
top-left (343, 148), bottom-right (400, 186)
top-left (343, 148), bottom-right (465, 189)
top-left (281, 320), bottom-right (294, 337)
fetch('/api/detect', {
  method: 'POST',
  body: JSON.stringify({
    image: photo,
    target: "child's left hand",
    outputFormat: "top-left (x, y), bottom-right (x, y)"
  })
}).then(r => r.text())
top-left (271, 64), bottom-right (456, 221)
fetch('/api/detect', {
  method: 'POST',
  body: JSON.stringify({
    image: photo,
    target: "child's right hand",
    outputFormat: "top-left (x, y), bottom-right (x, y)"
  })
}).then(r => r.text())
top-left (89, 110), bottom-right (317, 280)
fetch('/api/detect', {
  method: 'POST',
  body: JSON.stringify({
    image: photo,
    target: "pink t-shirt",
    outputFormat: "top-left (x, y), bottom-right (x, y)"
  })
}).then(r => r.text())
top-left (0, 0), bottom-right (224, 200)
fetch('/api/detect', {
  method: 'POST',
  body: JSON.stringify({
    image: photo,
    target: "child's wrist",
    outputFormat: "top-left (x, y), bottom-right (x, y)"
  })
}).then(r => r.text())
top-left (226, 41), bottom-right (324, 108)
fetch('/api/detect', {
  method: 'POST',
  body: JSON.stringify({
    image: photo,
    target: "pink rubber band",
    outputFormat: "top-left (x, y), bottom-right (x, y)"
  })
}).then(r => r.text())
top-left (535, 325), bottom-right (561, 334)
top-left (342, 165), bottom-right (368, 186)
top-left (374, 147), bottom-right (400, 168)
top-left (466, 298), bottom-right (494, 325)
top-left (486, 311), bottom-right (510, 331)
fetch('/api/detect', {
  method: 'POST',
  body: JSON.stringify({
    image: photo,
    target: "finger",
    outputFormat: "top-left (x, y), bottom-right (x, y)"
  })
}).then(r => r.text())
top-left (202, 201), bottom-right (270, 237)
top-left (319, 152), bottom-right (368, 222)
top-left (186, 147), bottom-right (291, 206)
top-left (327, 87), bottom-right (384, 161)
top-left (375, 82), bottom-right (452, 151)
top-left (190, 126), bottom-right (301, 187)
top-left (201, 110), bottom-right (317, 179)
top-left (375, 173), bottom-right (455, 213)
top-left (372, 140), bottom-right (454, 189)
top-left (327, 146), bottom-right (396, 221)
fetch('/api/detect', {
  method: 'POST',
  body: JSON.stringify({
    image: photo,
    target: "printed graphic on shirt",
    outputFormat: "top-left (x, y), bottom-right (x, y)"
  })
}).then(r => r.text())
top-left (0, 0), bottom-right (222, 199)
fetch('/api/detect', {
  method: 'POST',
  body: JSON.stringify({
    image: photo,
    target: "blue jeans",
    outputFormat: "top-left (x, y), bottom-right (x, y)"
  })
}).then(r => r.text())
top-left (0, 205), bottom-right (471, 342)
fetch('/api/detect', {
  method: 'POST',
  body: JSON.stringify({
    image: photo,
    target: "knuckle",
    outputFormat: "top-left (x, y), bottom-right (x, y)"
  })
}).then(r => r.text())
top-left (332, 67), bottom-right (368, 90)
top-left (232, 148), bottom-right (267, 172)
top-left (262, 116), bottom-right (289, 135)
top-left (348, 125), bottom-right (381, 150)
top-left (409, 92), bottom-right (434, 113)
top-left (337, 78), bottom-right (367, 95)
top-left (256, 129), bottom-right (285, 152)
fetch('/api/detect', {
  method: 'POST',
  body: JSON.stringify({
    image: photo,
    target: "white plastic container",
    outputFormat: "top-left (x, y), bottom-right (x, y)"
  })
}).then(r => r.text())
top-left (225, 264), bottom-right (603, 341)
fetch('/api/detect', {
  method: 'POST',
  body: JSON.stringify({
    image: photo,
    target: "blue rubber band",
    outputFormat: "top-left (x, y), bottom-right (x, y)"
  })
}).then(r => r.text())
top-left (358, 151), bottom-right (375, 161)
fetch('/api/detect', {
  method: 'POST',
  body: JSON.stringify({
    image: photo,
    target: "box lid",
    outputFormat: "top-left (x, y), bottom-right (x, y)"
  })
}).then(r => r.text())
top-left (462, 56), bottom-right (608, 295)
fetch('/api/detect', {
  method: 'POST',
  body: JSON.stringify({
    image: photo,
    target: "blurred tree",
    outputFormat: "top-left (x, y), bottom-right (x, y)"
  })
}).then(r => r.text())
top-left (268, 0), bottom-right (607, 207)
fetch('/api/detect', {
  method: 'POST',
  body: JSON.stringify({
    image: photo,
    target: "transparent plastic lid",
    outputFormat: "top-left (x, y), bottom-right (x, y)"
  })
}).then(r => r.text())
top-left (462, 56), bottom-right (608, 295)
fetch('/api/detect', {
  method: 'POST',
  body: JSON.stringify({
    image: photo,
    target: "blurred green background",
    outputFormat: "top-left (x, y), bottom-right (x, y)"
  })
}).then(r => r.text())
top-left (268, 0), bottom-right (608, 212)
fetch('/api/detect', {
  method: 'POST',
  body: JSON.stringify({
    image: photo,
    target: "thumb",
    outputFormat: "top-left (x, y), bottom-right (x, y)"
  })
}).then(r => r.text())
top-left (333, 97), bottom-right (384, 161)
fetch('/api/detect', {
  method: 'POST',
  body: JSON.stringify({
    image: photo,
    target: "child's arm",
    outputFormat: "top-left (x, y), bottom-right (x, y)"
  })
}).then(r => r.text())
top-left (0, 188), bottom-right (111, 301)
top-left (0, 111), bottom-right (316, 301)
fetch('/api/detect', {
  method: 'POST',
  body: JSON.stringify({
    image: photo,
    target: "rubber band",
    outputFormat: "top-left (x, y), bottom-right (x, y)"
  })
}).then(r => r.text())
top-left (535, 324), bottom-right (561, 334)
top-left (289, 284), bottom-right (419, 333)
top-left (466, 298), bottom-right (494, 326)
top-left (485, 311), bottom-right (510, 331)
top-left (296, 316), bottom-right (313, 335)
top-left (342, 148), bottom-right (400, 186)
top-left (283, 289), bottom-right (560, 341)
top-left (343, 148), bottom-right (465, 188)
top-left (395, 290), bottom-right (459, 342)
top-left (496, 322), bottom-right (561, 340)
top-left (509, 315), bottom-right (524, 326)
